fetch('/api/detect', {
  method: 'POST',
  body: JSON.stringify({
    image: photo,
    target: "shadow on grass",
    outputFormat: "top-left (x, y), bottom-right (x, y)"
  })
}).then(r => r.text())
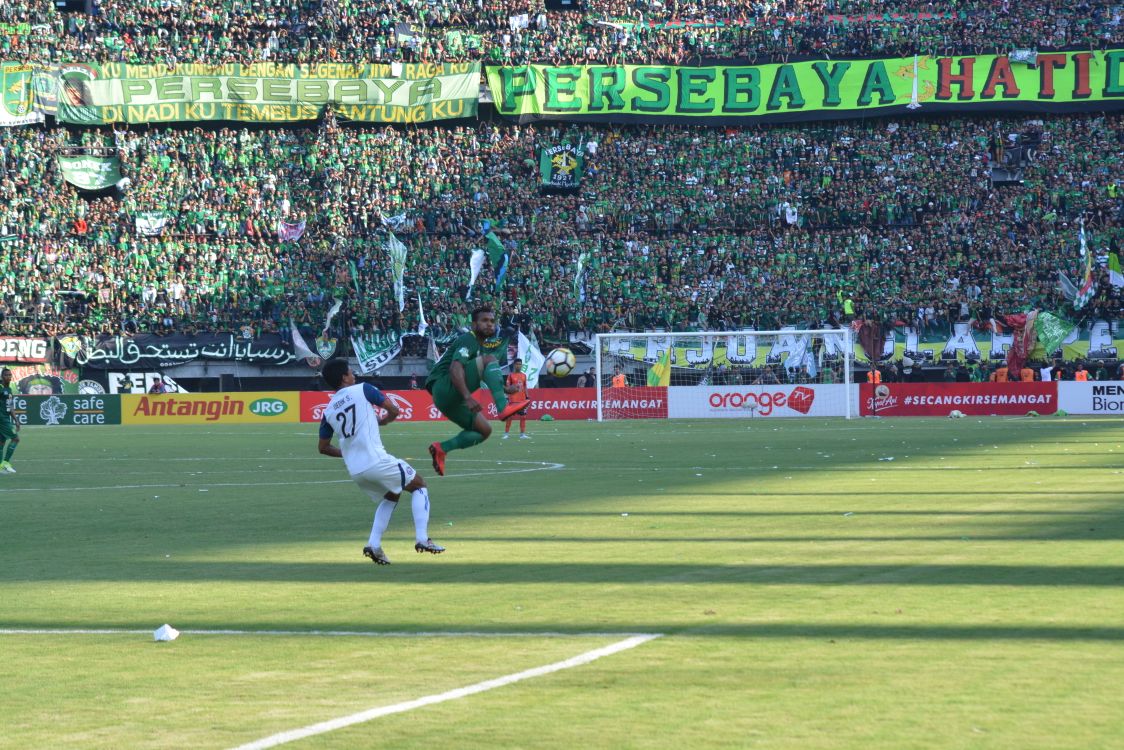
top-left (7, 562), bottom-right (1123, 585)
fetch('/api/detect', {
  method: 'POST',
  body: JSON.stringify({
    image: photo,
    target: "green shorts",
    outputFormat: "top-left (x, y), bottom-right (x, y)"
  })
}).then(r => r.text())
top-left (0, 421), bottom-right (16, 441)
top-left (430, 378), bottom-right (478, 432)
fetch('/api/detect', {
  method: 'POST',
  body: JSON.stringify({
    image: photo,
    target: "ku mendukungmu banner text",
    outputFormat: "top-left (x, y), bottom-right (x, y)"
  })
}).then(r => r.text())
top-left (488, 50), bottom-right (1124, 123)
top-left (55, 62), bottom-right (479, 125)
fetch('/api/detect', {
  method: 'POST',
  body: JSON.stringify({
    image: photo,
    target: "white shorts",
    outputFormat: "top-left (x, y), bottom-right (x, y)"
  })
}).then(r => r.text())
top-left (351, 455), bottom-right (417, 499)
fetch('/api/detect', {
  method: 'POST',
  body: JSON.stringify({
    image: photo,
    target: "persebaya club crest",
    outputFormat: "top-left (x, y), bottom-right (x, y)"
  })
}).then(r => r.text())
top-left (2, 63), bottom-right (33, 117)
top-left (551, 151), bottom-right (578, 176)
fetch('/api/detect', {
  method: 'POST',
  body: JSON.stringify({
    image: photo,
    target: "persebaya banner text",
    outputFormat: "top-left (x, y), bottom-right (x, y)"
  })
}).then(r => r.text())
top-left (55, 62), bottom-right (479, 125)
top-left (488, 51), bottom-right (1124, 124)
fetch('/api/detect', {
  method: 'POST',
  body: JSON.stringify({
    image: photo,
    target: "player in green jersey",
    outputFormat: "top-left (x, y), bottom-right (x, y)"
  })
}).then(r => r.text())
top-left (0, 368), bottom-right (20, 473)
top-left (425, 306), bottom-right (529, 475)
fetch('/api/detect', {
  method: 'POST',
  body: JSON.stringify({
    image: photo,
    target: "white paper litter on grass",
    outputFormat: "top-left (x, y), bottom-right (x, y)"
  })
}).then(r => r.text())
top-left (154, 624), bottom-right (179, 642)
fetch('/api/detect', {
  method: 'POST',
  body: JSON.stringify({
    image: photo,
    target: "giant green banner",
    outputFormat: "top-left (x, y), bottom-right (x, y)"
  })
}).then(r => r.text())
top-left (488, 51), bottom-right (1124, 124)
top-left (58, 154), bottom-right (122, 190)
top-left (55, 62), bottom-right (479, 125)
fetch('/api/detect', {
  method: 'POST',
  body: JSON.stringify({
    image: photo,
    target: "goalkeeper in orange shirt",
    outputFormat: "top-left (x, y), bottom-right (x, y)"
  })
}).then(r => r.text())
top-left (502, 358), bottom-right (531, 440)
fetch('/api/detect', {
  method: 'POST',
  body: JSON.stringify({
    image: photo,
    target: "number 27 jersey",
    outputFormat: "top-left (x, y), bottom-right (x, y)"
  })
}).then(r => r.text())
top-left (320, 382), bottom-right (388, 475)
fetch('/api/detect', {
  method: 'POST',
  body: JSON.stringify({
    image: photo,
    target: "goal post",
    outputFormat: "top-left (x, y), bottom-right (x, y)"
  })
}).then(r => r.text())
top-left (594, 329), bottom-right (856, 421)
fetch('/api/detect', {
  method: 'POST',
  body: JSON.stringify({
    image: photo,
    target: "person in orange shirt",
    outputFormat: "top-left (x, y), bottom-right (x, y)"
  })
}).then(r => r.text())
top-left (866, 367), bottom-right (881, 384)
top-left (1074, 363), bottom-right (1090, 381)
top-left (990, 366), bottom-right (1009, 382)
top-left (502, 358), bottom-right (531, 440)
top-left (1019, 367), bottom-right (1035, 382)
top-left (611, 367), bottom-right (627, 388)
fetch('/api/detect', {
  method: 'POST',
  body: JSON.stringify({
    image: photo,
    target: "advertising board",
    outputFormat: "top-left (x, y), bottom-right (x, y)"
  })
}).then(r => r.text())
top-left (667, 384), bottom-right (851, 418)
top-left (1057, 382), bottom-right (1124, 415)
top-left (121, 392), bottom-right (299, 424)
top-left (10, 394), bottom-right (121, 426)
top-left (860, 382), bottom-right (1058, 416)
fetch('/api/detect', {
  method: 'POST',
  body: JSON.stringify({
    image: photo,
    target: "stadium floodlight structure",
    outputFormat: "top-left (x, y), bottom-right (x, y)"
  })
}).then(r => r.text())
top-left (594, 329), bottom-right (856, 421)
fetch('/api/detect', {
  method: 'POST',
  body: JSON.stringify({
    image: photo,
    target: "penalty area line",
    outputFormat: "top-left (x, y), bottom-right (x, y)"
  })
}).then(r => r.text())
top-left (230, 633), bottom-right (662, 750)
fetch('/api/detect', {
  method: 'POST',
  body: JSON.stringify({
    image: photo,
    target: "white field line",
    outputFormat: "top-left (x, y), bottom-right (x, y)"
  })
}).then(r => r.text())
top-left (230, 633), bottom-right (662, 750)
top-left (0, 628), bottom-right (660, 639)
top-left (0, 462), bottom-right (564, 493)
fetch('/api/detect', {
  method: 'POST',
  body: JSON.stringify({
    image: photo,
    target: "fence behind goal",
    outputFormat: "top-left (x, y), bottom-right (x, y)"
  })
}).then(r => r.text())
top-left (594, 330), bottom-right (856, 421)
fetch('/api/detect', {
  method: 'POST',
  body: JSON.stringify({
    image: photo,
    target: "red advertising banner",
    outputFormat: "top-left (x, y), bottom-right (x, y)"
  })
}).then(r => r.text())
top-left (299, 387), bottom-right (667, 423)
top-left (860, 382), bottom-right (1058, 417)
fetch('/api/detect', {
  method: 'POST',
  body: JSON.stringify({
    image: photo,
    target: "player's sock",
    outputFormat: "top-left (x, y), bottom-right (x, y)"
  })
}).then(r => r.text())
top-left (368, 499), bottom-right (397, 548)
top-left (410, 487), bottom-right (431, 543)
top-left (440, 430), bottom-right (484, 453)
top-left (482, 360), bottom-right (508, 411)
top-left (3, 440), bottom-right (16, 462)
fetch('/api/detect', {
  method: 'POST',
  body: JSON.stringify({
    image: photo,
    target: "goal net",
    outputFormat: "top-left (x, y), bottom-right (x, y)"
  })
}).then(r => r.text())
top-left (594, 329), bottom-right (856, 421)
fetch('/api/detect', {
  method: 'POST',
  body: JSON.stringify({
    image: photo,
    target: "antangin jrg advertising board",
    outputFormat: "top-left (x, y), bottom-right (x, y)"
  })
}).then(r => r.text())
top-left (121, 392), bottom-right (299, 424)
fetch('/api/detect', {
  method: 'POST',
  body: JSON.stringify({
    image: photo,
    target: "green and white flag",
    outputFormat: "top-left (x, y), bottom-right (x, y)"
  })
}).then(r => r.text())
top-left (573, 251), bottom-right (589, 302)
top-left (59, 154), bottom-right (122, 190)
top-left (135, 210), bottom-right (169, 236)
top-left (416, 293), bottom-right (428, 337)
top-left (539, 143), bottom-right (583, 192)
top-left (516, 330), bottom-right (546, 388)
top-left (1109, 251), bottom-right (1124, 289)
top-left (352, 331), bottom-right (402, 375)
top-left (1074, 222), bottom-right (1097, 310)
top-left (386, 232), bottom-right (409, 312)
top-left (467, 248), bottom-right (485, 300)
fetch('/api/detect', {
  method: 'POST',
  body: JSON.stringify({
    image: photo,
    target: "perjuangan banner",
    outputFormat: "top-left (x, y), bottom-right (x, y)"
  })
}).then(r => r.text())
top-left (58, 154), bottom-right (122, 190)
top-left (604, 321), bottom-right (1123, 369)
top-left (488, 51), bottom-right (1124, 124)
top-left (55, 62), bottom-right (480, 125)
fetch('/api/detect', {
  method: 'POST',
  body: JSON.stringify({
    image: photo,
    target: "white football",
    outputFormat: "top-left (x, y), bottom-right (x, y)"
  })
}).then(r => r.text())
top-left (544, 348), bottom-right (576, 378)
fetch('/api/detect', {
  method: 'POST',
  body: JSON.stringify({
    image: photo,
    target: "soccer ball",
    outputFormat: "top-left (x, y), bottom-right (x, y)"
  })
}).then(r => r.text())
top-left (544, 348), bottom-right (576, 378)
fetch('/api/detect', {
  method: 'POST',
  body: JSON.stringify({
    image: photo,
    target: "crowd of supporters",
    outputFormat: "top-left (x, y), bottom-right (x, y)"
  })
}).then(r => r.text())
top-left (0, 0), bottom-right (1121, 65)
top-left (0, 0), bottom-right (1121, 348)
top-left (0, 113), bottom-right (1121, 341)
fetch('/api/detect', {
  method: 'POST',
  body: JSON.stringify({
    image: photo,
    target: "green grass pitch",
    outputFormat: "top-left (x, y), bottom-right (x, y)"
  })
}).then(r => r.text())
top-left (1, 416), bottom-right (1123, 749)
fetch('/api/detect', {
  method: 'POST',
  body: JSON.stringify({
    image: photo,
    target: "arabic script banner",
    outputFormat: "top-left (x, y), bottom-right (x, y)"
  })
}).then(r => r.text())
top-left (75, 333), bottom-right (296, 369)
